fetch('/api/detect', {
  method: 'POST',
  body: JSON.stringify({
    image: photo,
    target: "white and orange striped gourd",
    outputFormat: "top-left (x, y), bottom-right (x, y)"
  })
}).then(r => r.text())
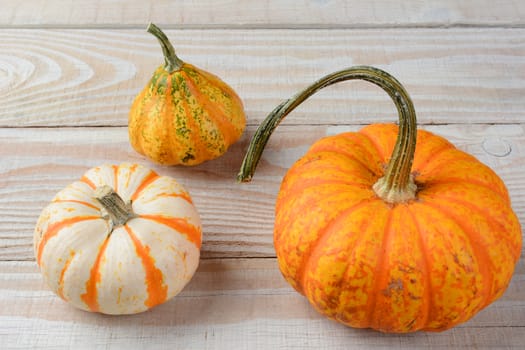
top-left (34, 163), bottom-right (202, 315)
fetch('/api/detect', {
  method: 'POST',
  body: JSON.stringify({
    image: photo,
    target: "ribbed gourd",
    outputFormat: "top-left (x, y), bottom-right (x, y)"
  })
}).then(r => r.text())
top-left (129, 23), bottom-right (246, 166)
top-left (34, 163), bottom-right (202, 315)
top-left (238, 66), bottom-right (522, 333)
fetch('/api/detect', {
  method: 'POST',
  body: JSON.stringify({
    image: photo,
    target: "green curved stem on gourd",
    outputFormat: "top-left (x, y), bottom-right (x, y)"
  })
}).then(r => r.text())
top-left (237, 65), bottom-right (418, 204)
top-left (147, 22), bottom-right (184, 73)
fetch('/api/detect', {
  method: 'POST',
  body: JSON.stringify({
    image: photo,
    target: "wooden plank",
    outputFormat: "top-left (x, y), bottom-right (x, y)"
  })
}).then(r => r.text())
top-left (1, 259), bottom-right (524, 349)
top-left (1, 0), bottom-right (524, 28)
top-left (1, 124), bottom-right (524, 261)
top-left (0, 28), bottom-right (524, 127)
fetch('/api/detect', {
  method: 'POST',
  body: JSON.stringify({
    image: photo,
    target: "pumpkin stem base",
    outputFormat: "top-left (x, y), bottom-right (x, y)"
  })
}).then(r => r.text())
top-left (373, 175), bottom-right (417, 204)
top-left (94, 185), bottom-right (135, 229)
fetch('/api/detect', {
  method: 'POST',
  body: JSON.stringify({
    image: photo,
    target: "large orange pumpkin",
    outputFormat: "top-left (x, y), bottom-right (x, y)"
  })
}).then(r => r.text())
top-left (129, 23), bottom-right (246, 166)
top-left (34, 163), bottom-right (202, 315)
top-left (238, 66), bottom-right (522, 332)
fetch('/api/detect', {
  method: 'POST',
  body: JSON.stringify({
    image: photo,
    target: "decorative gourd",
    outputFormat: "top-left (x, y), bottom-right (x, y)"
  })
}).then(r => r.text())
top-left (34, 163), bottom-right (202, 315)
top-left (129, 23), bottom-right (246, 166)
top-left (238, 66), bottom-right (522, 332)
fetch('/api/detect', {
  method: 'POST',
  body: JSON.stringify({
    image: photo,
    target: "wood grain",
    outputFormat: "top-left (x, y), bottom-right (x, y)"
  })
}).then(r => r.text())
top-left (1, 0), bottom-right (524, 28)
top-left (0, 28), bottom-right (524, 127)
top-left (1, 258), bottom-right (524, 349)
top-left (1, 124), bottom-right (524, 261)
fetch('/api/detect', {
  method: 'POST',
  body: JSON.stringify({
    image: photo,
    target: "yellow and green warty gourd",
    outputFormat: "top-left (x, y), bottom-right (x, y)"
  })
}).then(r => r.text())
top-left (129, 23), bottom-right (246, 166)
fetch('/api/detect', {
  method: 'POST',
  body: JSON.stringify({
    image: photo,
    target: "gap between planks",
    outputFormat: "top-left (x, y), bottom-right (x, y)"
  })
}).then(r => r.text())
top-left (1, 122), bottom-right (524, 129)
top-left (2, 23), bottom-right (525, 31)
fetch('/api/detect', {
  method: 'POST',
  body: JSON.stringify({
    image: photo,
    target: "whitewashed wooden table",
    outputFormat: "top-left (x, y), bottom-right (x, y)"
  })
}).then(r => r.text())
top-left (1, 1), bottom-right (524, 349)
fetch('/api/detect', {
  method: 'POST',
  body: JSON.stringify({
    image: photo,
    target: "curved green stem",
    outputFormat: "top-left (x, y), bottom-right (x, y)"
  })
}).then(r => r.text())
top-left (147, 23), bottom-right (184, 73)
top-left (237, 66), bottom-right (418, 203)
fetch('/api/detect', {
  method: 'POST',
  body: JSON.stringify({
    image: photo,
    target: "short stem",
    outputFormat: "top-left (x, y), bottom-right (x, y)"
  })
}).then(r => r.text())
top-left (237, 66), bottom-right (418, 203)
top-left (94, 185), bottom-right (135, 228)
top-left (147, 22), bottom-right (184, 73)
